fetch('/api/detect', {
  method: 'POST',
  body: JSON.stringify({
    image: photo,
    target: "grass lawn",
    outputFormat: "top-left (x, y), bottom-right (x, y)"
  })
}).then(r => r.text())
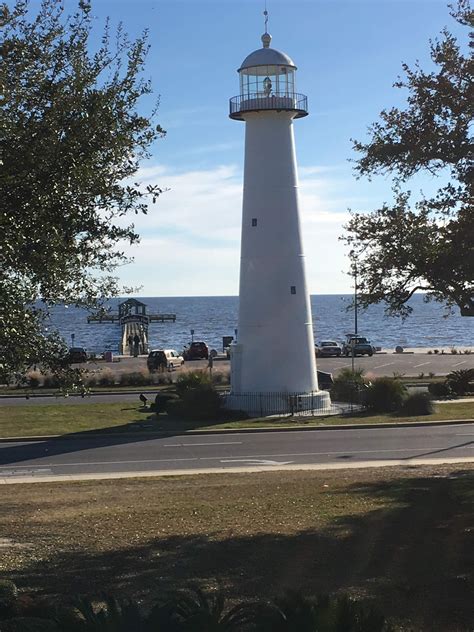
top-left (1, 465), bottom-right (473, 630)
top-left (0, 401), bottom-right (473, 438)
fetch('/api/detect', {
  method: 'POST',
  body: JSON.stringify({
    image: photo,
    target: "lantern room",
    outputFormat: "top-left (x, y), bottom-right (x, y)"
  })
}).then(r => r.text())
top-left (229, 32), bottom-right (308, 120)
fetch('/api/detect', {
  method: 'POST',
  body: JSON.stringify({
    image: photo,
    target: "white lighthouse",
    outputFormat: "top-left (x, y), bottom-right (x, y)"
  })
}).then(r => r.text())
top-left (225, 25), bottom-right (331, 416)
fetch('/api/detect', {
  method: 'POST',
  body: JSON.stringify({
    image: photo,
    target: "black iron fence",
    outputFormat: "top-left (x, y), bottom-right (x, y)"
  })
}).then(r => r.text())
top-left (229, 93), bottom-right (308, 118)
top-left (222, 390), bottom-right (334, 417)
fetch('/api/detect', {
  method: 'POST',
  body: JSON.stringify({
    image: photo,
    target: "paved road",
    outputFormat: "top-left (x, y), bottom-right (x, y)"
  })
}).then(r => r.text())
top-left (1, 424), bottom-right (473, 481)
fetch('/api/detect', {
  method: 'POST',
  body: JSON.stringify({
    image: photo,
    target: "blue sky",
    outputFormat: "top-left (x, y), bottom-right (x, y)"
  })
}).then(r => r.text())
top-left (37, 0), bottom-right (467, 295)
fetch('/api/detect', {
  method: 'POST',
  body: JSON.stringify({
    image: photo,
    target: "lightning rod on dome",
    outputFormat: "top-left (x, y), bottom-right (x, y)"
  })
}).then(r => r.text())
top-left (263, 1), bottom-right (268, 34)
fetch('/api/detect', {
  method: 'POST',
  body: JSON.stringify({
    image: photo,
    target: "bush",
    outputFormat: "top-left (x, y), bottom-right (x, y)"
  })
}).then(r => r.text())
top-left (331, 368), bottom-right (367, 403)
top-left (398, 392), bottom-right (434, 416)
top-left (428, 381), bottom-right (452, 398)
top-left (97, 368), bottom-right (115, 387)
top-left (446, 368), bottom-right (474, 395)
top-left (166, 384), bottom-right (222, 420)
top-left (365, 377), bottom-right (406, 413)
top-left (0, 617), bottom-right (59, 631)
top-left (154, 392), bottom-right (179, 414)
top-left (175, 370), bottom-right (211, 396)
top-left (119, 370), bottom-right (152, 387)
top-left (42, 374), bottom-right (60, 389)
top-left (0, 580), bottom-right (18, 618)
top-left (26, 370), bottom-right (42, 389)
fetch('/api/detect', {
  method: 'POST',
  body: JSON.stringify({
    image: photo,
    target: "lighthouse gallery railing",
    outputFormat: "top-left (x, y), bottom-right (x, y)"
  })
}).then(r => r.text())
top-left (229, 93), bottom-right (308, 118)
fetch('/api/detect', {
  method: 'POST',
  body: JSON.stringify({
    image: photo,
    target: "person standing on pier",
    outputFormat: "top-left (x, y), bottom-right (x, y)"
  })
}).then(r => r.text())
top-left (128, 334), bottom-right (134, 356)
top-left (133, 333), bottom-right (140, 357)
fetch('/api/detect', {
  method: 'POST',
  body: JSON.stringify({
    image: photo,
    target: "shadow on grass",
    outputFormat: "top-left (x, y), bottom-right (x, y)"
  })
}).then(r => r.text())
top-left (4, 471), bottom-right (474, 630)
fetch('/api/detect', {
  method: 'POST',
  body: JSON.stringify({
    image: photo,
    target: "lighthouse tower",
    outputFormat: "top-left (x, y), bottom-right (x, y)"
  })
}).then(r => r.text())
top-left (226, 24), bottom-right (331, 415)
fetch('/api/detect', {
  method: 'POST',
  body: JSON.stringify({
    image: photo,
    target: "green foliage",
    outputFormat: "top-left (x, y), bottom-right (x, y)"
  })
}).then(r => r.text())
top-left (365, 378), bottom-right (406, 413)
top-left (0, 583), bottom-right (392, 632)
top-left (344, 1), bottom-right (474, 317)
top-left (0, 618), bottom-right (59, 631)
top-left (428, 381), bottom-right (453, 398)
top-left (0, 580), bottom-right (18, 619)
top-left (118, 371), bottom-right (152, 387)
top-left (331, 368), bottom-right (368, 403)
top-left (148, 586), bottom-right (259, 631)
top-left (153, 391), bottom-right (179, 413)
top-left (166, 384), bottom-right (222, 420)
top-left (175, 371), bottom-right (212, 396)
top-left (1, 0), bottom-right (164, 384)
top-left (259, 592), bottom-right (390, 632)
top-left (398, 392), bottom-right (434, 416)
top-left (446, 368), bottom-right (474, 395)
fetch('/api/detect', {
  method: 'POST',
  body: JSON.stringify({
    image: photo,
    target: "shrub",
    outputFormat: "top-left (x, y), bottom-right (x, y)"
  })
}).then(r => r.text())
top-left (398, 392), bottom-right (434, 416)
top-left (97, 368), bottom-right (115, 387)
top-left (450, 348), bottom-right (458, 354)
top-left (26, 370), bottom-right (42, 388)
top-left (154, 392), bottom-right (179, 414)
top-left (0, 618), bottom-right (59, 631)
top-left (365, 377), bottom-right (406, 413)
top-left (428, 381), bottom-right (452, 398)
top-left (0, 580), bottom-right (18, 618)
top-left (175, 370), bottom-right (211, 396)
top-left (166, 384), bottom-right (222, 420)
top-left (119, 370), bottom-right (152, 387)
top-left (331, 368), bottom-right (367, 403)
top-left (446, 368), bottom-right (474, 395)
top-left (43, 374), bottom-right (60, 389)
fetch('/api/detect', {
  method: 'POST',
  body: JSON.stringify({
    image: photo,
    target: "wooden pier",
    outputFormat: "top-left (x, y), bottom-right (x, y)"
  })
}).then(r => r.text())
top-left (87, 299), bottom-right (176, 354)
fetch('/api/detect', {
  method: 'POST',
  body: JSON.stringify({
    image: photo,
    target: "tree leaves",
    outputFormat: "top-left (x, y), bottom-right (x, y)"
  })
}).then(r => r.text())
top-left (1, 0), bottom-right (165, 381)
top-left (344, 1), bottom-right (473, 317)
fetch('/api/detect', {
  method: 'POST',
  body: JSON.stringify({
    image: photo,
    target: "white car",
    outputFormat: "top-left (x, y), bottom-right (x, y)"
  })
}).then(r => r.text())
top-left (147, 349), bottom-right (184, 372)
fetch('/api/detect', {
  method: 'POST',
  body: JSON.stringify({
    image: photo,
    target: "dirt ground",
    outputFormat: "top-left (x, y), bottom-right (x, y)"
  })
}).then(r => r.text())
top-left (1, 464), bottom-right (473, 630)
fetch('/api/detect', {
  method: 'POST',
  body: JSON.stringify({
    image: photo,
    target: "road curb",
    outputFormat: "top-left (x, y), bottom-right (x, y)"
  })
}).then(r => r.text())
top-left (2, 456), bottom-right (474, 485)
top-left (0, 389), bottom-right (168, 400)
top-left (1, 418), bottom-right (472, 443)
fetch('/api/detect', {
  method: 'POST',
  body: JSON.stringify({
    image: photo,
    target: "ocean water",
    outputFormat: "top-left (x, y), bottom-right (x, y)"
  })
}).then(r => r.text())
top-left (46, 295), bottom-right (473, 354)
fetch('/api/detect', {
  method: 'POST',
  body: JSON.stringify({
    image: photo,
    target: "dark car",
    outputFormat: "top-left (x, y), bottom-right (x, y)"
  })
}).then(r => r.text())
top-left (183, 341), bottom-right (209, 360)
top-left (68, 347), bottom-right (87, 363)
top-left (147, 350), bottom-right (167, 372)
top-left (316, 340), bottom-right (342, 357)
top-left (342, 335), bottom-right (374, 357)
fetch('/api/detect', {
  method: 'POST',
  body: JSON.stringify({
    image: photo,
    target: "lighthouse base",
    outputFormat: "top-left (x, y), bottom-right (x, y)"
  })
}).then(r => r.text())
top-left (222, 390), bottom-right (331, 418)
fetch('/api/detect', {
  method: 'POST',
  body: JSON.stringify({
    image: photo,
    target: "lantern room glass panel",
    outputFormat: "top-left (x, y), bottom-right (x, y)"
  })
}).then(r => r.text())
top-left (239, 65), bottom-right (296, 100)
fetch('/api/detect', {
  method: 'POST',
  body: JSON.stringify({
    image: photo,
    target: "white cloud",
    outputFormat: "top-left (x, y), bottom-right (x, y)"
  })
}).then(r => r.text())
top-left (117, 162), bottom-right (362, 295)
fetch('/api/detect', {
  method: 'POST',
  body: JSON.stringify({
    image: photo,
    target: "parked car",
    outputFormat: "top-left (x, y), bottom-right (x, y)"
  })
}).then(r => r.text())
top-left (147, 349), bottom-right (184, 372)
top-left (68, 347), bottom-right (87, 363)
top-left (183, 341), bottom-right (209, 360)
top-left (342, 335), bottom-right (374, 357)
top-left (316, 341), bottom-right (342, 357)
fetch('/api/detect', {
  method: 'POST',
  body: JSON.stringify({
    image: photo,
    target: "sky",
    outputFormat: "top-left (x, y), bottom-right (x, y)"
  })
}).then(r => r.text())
top-left (33, 0), bottom-right (467, 296)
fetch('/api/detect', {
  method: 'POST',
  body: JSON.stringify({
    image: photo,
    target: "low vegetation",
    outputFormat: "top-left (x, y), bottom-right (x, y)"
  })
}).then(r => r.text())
top-left (0, 581), bottom-right (390, 631)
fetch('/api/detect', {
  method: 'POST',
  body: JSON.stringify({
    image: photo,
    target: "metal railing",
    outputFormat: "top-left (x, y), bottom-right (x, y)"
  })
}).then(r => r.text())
top-left (229, 92), bottom-right (308, 119)
top-left (221, 390), bottom-right (333, 417)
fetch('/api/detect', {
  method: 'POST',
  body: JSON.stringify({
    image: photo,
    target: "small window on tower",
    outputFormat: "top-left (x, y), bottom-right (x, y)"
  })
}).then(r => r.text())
top-left (252, 218), bottom-right (257, 227)
top-left (290, 286), bottom-right (296, 294)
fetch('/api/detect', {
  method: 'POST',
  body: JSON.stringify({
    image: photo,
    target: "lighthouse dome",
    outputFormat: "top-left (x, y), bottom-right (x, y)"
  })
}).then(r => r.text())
top-left (239, 47), bottom-right (296, 72)
top-left (239, 33), bottom-right (296, 72)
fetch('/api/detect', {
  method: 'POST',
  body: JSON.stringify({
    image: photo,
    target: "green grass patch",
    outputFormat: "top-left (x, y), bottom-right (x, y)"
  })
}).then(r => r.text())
top-left (1, 465), bottom-right (473, 630)
top-left (0, 401), bottom-right (472, 438)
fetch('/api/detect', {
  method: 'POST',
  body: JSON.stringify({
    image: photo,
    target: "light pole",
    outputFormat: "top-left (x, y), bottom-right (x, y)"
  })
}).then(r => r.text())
top-left (190, 329), bottom-right (194, 344)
